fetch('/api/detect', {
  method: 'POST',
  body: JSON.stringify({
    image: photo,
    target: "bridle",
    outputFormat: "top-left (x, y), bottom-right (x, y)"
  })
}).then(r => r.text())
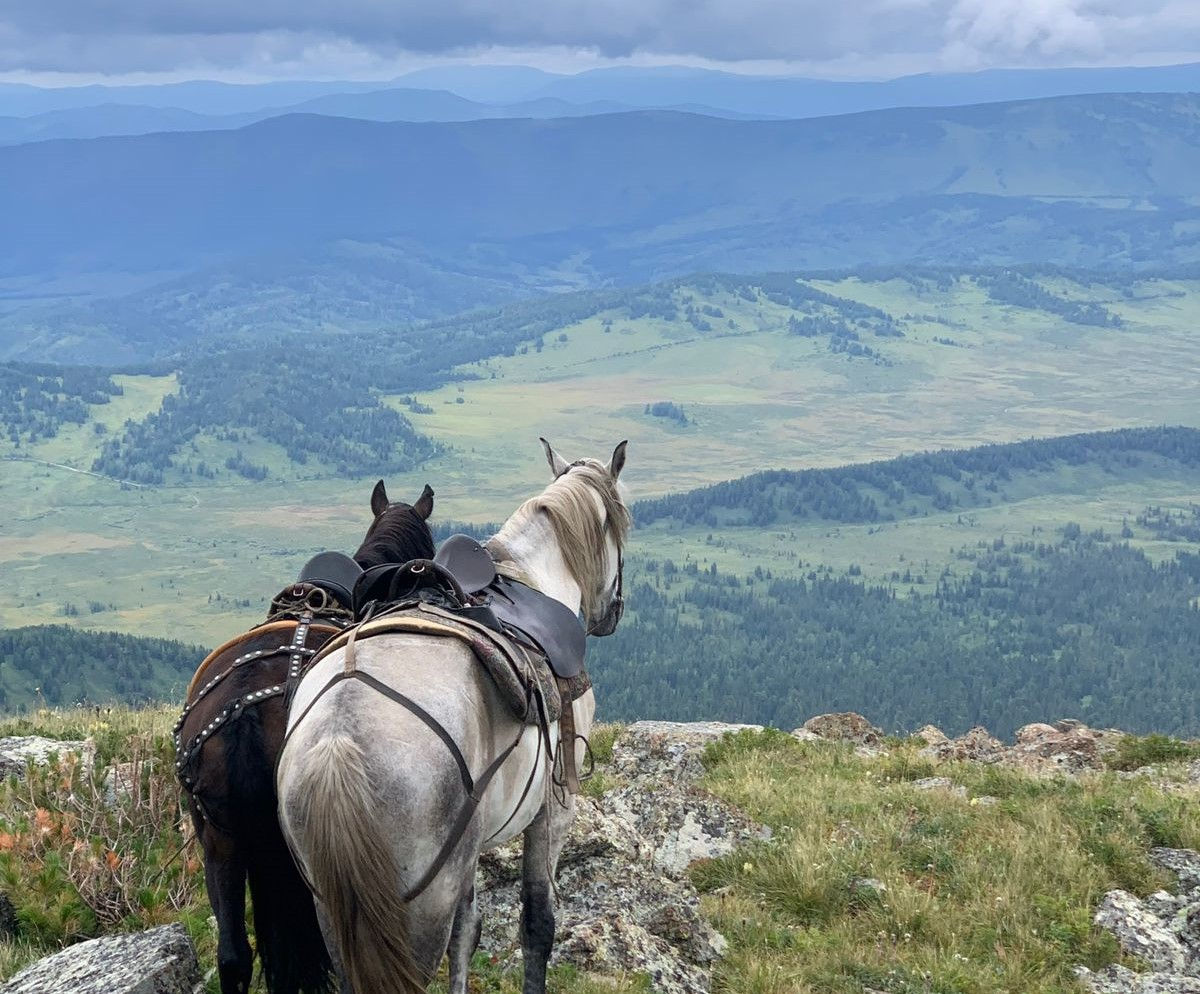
top-left (555, 459), bottom-right (625, 639)
top-left (586, 546), bottom-right (623, 637)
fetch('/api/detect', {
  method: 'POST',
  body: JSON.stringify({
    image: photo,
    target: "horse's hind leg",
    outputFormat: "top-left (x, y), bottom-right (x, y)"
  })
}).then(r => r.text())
top-left (313, 901), bottom-right (354, 994)
top-left (447, 883), bottom-right (481, 994)
top-left (520, 809), bottom-right (556, 994)
top-left (203, 827), bottom-right (253, 994)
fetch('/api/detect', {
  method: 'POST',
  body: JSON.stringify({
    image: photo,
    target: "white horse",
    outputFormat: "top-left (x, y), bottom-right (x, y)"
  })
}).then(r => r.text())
top-left (276, 439), bottom-right (630, 994)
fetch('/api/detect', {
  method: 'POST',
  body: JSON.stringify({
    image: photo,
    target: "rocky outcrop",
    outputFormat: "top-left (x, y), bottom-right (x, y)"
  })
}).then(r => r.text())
top-left (0, 924), bottom-right (201, 994)
top-left (478, 721), bottom-right (767, 994)
top-left (1080, 849), bottom-right (1200, 994)
top-left (0, 736), bottom-right (92, 780)
top-left (800, 711), bottom-right (883, 746)
top-left (913, 719), bottom-right (1120, 774)
top-left (920, 724), bottom-right (1007, 763)
top-left (1006, 720), bottom-right (1119, 774)
top-left (915, 724), bottom-right (949, 747)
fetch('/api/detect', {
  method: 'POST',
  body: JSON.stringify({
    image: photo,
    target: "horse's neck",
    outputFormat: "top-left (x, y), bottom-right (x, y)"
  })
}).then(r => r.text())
top-left (489, 516), bottom-right (582, 614)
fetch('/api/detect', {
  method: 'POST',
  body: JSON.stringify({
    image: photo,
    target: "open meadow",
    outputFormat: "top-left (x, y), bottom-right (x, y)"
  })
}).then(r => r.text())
top-left (2, 271), bottom-right (1198, 655)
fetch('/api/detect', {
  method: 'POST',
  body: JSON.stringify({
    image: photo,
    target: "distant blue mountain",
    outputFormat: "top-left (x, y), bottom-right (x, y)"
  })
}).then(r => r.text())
top-left (3, 61), bottom-right (1199, 124)
top-left (3, 93), bottom-right (1199, 286)
top-left (0, 79), bottom-right (387, 116)
top-left (0, 87), bottom-right (762, 146)
top-left (524, 63), bottom-right (1200, 117)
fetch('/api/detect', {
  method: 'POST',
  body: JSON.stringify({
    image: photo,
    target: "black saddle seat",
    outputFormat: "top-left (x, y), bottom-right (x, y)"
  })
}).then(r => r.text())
top-left (434, 533), bottom-right (498, 593)
top-left (297, 551), bottom-right (364, 610)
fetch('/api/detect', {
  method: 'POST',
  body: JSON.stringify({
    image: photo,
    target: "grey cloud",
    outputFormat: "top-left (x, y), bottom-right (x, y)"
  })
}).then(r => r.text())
top-left (0, 0), bottom-right (1196, 74)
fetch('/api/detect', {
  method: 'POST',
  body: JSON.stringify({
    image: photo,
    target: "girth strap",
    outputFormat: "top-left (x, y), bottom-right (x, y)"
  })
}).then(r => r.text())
top-left (282, 666), bottom-right (532, 901)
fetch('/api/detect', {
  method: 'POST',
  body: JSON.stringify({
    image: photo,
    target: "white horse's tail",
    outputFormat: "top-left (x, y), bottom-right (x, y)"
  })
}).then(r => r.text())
top-left (284, 733), bottom-right (424, 994)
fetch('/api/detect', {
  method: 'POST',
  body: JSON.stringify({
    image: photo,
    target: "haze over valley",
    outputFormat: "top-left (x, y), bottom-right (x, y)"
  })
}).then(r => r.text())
top-left (1, 57), bottom-right (1198, 737)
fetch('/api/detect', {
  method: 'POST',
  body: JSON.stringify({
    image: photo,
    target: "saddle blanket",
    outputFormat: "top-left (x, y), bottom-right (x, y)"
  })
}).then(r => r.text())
top-left (309, 602), bottom-right (591, 725)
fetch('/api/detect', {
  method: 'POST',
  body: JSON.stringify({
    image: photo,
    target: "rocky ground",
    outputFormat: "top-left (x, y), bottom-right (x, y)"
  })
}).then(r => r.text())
top-left (2, 714), bottom-right (1200, 992)
top-left (477, 721), bottom-right (771, 994)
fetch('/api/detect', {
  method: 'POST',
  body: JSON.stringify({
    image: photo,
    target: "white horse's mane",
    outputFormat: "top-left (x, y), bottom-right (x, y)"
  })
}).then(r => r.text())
top-left (494, 460), bottom-right (631, 621)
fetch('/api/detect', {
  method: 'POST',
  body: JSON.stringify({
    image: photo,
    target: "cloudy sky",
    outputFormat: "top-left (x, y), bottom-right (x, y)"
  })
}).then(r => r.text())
top-left (2, 0), bottom-right (1198, 83)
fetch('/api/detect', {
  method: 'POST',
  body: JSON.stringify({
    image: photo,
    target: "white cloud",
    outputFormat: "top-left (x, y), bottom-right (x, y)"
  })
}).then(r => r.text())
top-left (0, 0), bottom-right (1195, 78)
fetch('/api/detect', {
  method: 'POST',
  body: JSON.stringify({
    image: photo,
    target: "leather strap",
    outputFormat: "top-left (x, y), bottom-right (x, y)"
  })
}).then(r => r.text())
top-left (281, 666), bottom-right (534, 902)
top-left (558, 695), bottom-right (581, 796)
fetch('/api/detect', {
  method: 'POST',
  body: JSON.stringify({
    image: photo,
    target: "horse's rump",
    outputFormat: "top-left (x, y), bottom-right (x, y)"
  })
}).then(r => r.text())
top-left (174, 616), bottom-right (343, 797)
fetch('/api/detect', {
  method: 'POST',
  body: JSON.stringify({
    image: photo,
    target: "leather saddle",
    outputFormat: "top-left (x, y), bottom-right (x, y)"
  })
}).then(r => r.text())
top-left (351, 534), bottom-right (586, 680)
top-left (296, 551), bottom-right (364, 610)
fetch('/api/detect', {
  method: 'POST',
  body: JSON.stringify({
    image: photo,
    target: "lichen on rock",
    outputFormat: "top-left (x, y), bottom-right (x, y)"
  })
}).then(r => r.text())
top-left (0, 924), bottom-right (201, 994)
top-left (477, 720), bottom-right (766, 993)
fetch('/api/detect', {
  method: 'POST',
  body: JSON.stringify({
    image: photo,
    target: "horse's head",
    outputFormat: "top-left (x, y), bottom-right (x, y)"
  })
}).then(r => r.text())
top-left (536, 437), bottom-right (630, 636)
top-left (354, 480), bottom-right (436, 569)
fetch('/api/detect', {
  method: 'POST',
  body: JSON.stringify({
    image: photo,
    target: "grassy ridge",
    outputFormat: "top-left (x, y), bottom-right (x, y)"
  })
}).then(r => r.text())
top-left (3, 712), bottom-right (1199, 993)
top-left (699, 729), bottom-right (1200, 994)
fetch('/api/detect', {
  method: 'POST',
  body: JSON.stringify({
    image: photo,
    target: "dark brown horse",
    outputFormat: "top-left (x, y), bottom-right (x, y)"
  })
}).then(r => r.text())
top-left (174, 480), bottom-right (435, 994)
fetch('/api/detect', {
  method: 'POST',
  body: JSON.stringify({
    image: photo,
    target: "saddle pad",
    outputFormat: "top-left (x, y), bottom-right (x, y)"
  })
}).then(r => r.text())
top-left (307, 606), bottom-right (590, 724)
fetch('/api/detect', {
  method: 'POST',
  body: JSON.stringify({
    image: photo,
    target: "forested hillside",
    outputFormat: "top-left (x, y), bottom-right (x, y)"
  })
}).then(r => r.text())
top-left (635, 426), bottom-right (1200, 527)
top-left (592, 530), bottom-right (1200, 738)
top-left (0, 626), bottom-right (204, 711)
top-left (4, 266), bottom-right (1192, 486)
top-left (4, 427), bottom-right (1198, 733)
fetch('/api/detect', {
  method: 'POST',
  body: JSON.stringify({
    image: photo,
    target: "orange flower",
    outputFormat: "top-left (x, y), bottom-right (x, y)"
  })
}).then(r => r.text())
top-left (105, 850), bottom-right (121, 871)
top-left (0, 832), bottom-right (14, 851)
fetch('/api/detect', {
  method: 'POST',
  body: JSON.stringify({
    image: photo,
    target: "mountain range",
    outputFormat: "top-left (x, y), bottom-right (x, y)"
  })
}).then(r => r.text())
top-left (3, 92), bottom-right (1199, 310)
top-left (3, 61), bottom-right (1200, 122)
top-left (0, 89), bottom-right (763, 146)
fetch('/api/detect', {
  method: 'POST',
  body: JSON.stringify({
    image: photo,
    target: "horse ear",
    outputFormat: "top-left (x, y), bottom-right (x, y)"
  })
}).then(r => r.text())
top-left (413, 484), bottom-right (434, 520)
top-left (370, 479), bottom-right (389, 517)
top-left (539, 437), bottom-right (570, 478)
top-left (608, 440), bottom-right (628, 480)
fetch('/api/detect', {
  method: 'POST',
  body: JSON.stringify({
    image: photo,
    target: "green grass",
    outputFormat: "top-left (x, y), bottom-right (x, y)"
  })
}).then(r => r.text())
top-left (6, 713), bottom-right (1198, 993)
top-left (1106, 733), bottom-right (1200, 772)
top-left (695, 729), bottom-right (1200, 994)
top-left (0, 706), bottom-right (215, 985)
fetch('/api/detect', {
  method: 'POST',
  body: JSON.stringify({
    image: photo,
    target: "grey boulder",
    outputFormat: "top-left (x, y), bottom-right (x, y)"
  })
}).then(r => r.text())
top-left (0, 924), bottom-right (201, 994)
